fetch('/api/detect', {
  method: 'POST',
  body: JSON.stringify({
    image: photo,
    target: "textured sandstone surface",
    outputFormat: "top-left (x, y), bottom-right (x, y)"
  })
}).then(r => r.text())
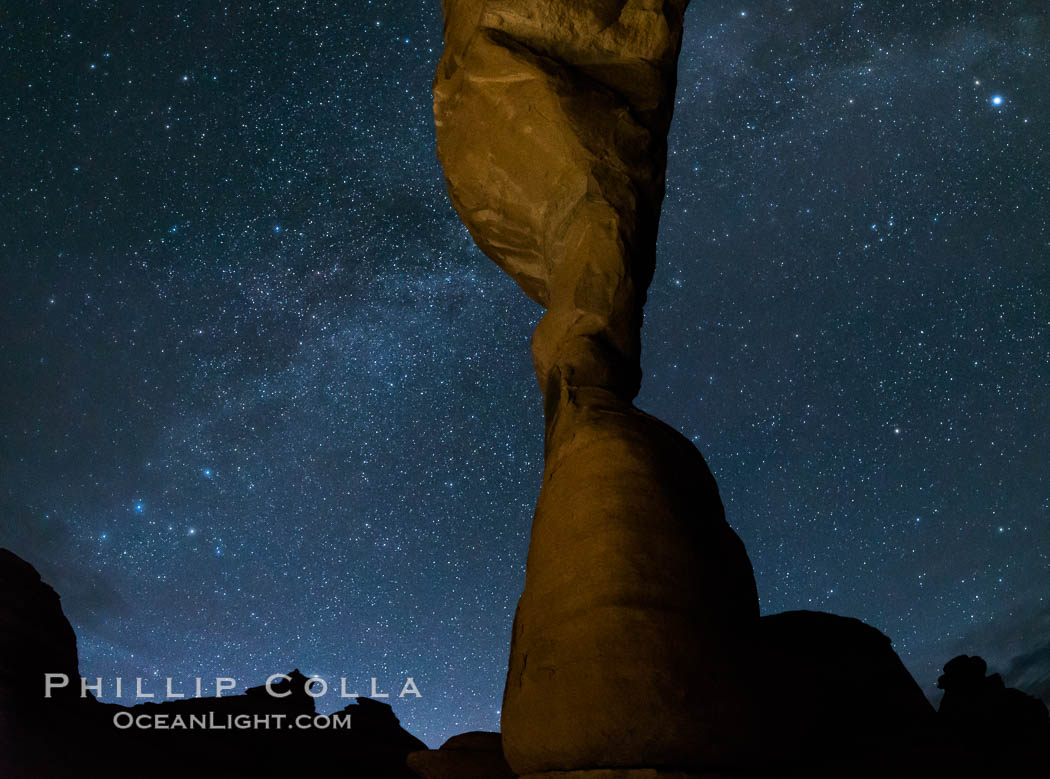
top-left (434, 1), bottom-right (761, 775)
top-left (435, 0), bottom-right (691, 399)
top-left (502, 389), bottom-right (759, 773)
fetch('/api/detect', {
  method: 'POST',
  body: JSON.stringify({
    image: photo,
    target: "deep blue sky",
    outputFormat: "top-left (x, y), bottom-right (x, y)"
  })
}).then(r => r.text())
top-left (2, 1), bottom-right (1047, 746)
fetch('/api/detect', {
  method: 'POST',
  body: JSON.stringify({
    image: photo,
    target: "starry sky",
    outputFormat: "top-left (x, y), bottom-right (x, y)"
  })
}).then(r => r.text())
top-left (2, 0), bottom-right (1048, 748)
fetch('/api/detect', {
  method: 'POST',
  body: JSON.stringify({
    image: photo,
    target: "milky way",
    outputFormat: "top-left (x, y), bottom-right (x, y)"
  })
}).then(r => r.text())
top-left (2, 1), bottom-right (1048, 746)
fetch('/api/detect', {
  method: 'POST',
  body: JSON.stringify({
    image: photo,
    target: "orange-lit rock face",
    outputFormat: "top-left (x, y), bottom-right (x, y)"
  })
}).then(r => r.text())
top-left (434, 0), bottom-right (690, 400)
top-left (502, 388), bottom-right (760, 774)
top-left (434, 2), bottom-right (760, 774)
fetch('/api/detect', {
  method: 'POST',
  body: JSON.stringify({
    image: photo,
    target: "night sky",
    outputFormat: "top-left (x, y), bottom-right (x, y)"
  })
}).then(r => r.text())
top-left (2, 1), bottom-right (1048, 748)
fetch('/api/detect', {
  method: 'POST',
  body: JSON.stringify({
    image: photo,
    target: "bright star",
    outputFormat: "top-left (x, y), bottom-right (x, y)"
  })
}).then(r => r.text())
top-left (991, 95), bottom-right (1003, 106)
top-left (134, 502), bottom-right (145, 513)
top-left (203, 468), bottom-right (213, 478)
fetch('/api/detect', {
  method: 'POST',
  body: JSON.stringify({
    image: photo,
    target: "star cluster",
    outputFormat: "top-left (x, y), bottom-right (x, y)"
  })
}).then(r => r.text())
top-left (2, 1), bottom-right (1047, 746)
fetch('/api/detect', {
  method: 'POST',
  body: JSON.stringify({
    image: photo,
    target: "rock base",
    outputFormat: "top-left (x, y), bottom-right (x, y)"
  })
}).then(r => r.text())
top-left (519, 771), bottom-right (743, 779)
top-left (407, 731), bottom-right (514, 779)
top-left (501, 391), bottom-right (759, 774)
top-left (408, 750), bottom-right (514, 779)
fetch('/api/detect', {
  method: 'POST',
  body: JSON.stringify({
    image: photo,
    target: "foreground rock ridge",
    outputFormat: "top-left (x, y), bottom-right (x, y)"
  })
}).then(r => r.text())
top-left (3, 548), bottom-right (1046, 778)
top-left (434, 1), bottom-right (761, 774)
top-left (0, 548), bottom-right (426, 778)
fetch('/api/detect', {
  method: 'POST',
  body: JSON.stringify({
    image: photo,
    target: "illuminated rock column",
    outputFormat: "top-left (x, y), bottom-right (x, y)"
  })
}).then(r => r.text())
top-left (434, 2), bottom-right (759, 775)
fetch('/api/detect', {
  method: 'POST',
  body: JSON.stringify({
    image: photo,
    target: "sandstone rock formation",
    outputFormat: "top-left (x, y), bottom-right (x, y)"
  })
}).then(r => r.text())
top-left (434, 2), bottom-right (760, 775)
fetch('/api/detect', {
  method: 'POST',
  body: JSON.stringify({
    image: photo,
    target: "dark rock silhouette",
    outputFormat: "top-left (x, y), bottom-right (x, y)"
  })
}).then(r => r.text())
top-left (0, 548), bottom-right (425, 779)
top-left (407, 730), bottom-right (515, 778)
top-left (939, 654), bottom-right (1050, 734)
top-left (0, 547), bottom-right (94, 772)
top-left (934, 653), bottom-right (1049, 776)
top-left (0, 548), bottom-right (82, 704)
top-left (747, 616), bottom-right (1047, 778)
top-left (754, 610), bottom-right (935, 774)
